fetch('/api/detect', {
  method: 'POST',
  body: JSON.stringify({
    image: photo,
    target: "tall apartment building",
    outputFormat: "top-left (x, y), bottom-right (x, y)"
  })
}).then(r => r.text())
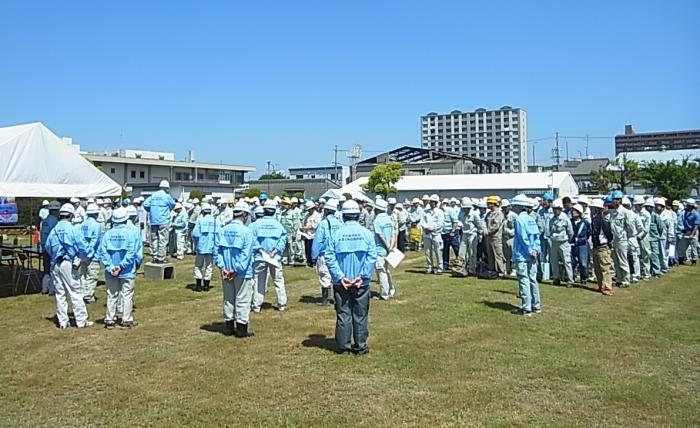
top-left (420, 106), bottom-right (527, 173)
top-left (615, 124), bottom-right (700, 154)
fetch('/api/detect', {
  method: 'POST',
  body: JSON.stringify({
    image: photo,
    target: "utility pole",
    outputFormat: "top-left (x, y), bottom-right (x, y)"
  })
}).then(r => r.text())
top-left (552, 132), bottom-right (561, 171)
top-left (565, 138), bottom-right (569, 162)
top-left (334, 145), bottom-right (339, 185)
top-left (585, 134), bottom-right (590, 158)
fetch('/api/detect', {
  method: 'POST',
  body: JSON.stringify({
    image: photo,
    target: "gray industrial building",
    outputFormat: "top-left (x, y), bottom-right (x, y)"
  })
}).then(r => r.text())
top-left (355, 146), bottom-right (500, 178)
top-left (246, 178), bottom-right (340, 199)
top-left (420, 106), bottom-right (527, 173)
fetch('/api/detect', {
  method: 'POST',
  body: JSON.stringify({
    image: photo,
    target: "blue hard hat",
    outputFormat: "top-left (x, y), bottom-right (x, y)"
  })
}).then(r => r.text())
top-left (604, 195), bottom-right (613, 204)
top-left (259, 193), bottom-right (269, 200)
top-left (611, 190), bottom-right (624, 199)
top-left (121, 198), bottom-right (130, 207)
top-left (542, 192), bottom-right (554, 202)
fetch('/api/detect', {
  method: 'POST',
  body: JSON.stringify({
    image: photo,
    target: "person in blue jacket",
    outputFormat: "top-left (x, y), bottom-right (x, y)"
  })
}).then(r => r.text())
top-left (215, 201), bottom-right (255, 338)
top-left (170, 202), bottom-right (189, 260)
top-left (192, 203), bottom-right (216, 292)
top-left (143, 180), bottom-right (176, 263)
top-left (311, 199), bottom-right (343, 306)
top-left (373, 199), bottom-right (397, 300)
top-left (44, 203), bottom-right (93, 329)
top-left (40, 201), bottom-right (60, 295)
top-left (570, 203), bottom-right (591, 285)
top-left (510, 194), bottom-right (542, 316)
top-left (324, 200), bottom-right (378, 355)
top-left (100, 207), bottom-right (141, 329)
top-left (79, 203), bottom-right (103, 304)
top-left (250, 200), bottom-right (289, 312)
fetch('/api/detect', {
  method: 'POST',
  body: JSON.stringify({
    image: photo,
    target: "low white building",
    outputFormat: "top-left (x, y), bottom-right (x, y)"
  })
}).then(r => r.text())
top-left (342, 172), bottom-right (578, 200)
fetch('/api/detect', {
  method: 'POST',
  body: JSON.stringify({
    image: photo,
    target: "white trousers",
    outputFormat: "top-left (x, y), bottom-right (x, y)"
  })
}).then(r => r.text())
top-left (316, 255), bottom-right (332, 289)
top-left (252, 260), bottom-right (287, 309)
top-left (424, 234), bottom-right (443, 272)
top-left (105, 276), bottom-right (135, 323)
top-left (376, 257), bottom-right (395, 299)
top-left (194, 254), bottom-right (214, 280)
top-left (223, 276), bottom-right (254, 324)
top-left (53, 260), bottom-right (89, 327)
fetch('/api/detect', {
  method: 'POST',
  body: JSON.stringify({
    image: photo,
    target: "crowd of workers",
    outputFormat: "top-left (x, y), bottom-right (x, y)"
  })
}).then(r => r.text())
top-left (36, 178), bottom-right (699, 353)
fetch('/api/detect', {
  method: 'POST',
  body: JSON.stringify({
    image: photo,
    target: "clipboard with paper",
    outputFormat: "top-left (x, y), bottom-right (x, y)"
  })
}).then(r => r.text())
top-left (261, 251), bottom-right (281, 268)
top-left (385, 249), bottom-right (405, 268)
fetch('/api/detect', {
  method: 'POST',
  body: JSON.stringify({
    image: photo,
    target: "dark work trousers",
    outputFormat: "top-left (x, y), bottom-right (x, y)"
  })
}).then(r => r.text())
top-left (333, 285), bottom-right (370, 353)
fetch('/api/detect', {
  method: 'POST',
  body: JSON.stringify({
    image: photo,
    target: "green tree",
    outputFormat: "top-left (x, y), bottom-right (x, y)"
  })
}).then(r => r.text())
top-left (590, 156), bottom-right (639, 193)
top-left (242, 188), bottom-right (262, 199)
top-left (259, 171), bottom-right (288, 180)
top-left (188, 189), bottom-right (204, 201)
top-left (361, 162), bottom-right (403, 198)
top-left (636, 159), bottom-right (695, 201)
top-left (293, 192), bottom-right (304, 200)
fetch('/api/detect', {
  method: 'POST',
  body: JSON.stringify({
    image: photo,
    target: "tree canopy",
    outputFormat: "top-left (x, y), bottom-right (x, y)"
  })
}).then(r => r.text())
top-left (361, 162), bottom-right (403, 197)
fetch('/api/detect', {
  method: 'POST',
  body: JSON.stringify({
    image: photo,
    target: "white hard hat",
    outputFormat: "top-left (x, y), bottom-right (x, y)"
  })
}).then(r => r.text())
top-left (643, 198), bottom-right (654, 208)
top-left (686, 198), bottom-right (696, 206)
top-left (461, 197), bottom-right (473, 208)
top-left (112, 207), bottom-right (128, 223)
top-left (324, 199), bottom-right (339, 212)
top-left (201, 203), bottom-right (212, 212)
top-left (572, 204), bottom-right (584, 214)
top-left (233, 201), bottom-right (251, 214)
top-left (87, 198), bottom-right (95, 204)
top-left (290, 197), bottom-right (299, 203)
top-left (511, 194), bottom-right (530, 207)
top-left (103, 199), bottom-right (112, 206)
top-left (96, 198), bottom-right (104, 205)
top-left (590, 198), bottom-right (605, 209)
top-left (375, 199), bottom-right (389, 212)
top-left (632, 195), bottom-right (644, 205)
top-left (422, 194), bottom-right (430, 201)
top-left (578, 195), bottom-right (590, 205)
top-left (395, 203), bottom-right (404, 210)
top-left (621, 197), bottom-right (631, 206)
top-left (530, 198), bottom-right (540, 209)
top-left (175, 202), bottom-right (183, 210)
top-left (430, 194), bottom-right (440, 202)
top-left (59, 203), bottom-right (75, 215)
top-left (653, 197), bottom-right (665, 206)
top-left (411, 198), bottom-right (420, 204)
top-left (263, 200), bottom-right (278, 210)
top-left (552, 199), bottom-right (564, 209)
top-left (86, 203), bottom-right (100, 215)
top-left (375, 195), bottom-right (383, 200)
top-left (126, 205), bottom-right (138, 217)
top-left (70, 197), bottom-right (80, 204)
top-left (342, 200), bottom-right (361, 214)
top-left (387, 197), bottom-right (397, 205)
top-left (476, 200), bottom-right (487, 209)
top-left (42, 200), bottom-right (50, 206)
top-left (192, 198), bottom-right (200, 204)
top-left (159, 180), bottom-right (170, 189)
top-left (305, 201), bottom-right (315, 210)
top-left (254, 206), bottom-right (265, 216)
top-left (501, 199), bottom-right (510, 207)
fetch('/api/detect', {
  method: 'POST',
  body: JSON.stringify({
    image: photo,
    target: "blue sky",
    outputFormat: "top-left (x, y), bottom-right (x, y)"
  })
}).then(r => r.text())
top-left (1, 1), bottom-right (698, 177)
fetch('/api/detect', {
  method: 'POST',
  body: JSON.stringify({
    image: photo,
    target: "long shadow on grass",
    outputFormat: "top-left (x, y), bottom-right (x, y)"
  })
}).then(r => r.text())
top-left (301, 334), bottom-right (336, 353)
top-left (200, 322), bottom-right (228, 335)
top-left (481, 300), bottom-right (519, 312)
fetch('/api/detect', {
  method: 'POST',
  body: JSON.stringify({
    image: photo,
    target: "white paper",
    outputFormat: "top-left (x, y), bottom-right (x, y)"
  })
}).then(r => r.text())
top-left (668, 244), bottom-right (675, 257)
top-left (299, 232), bottom-right (313, 240)
top-left (261, 251), bottom-right (281, 269)
top-left (385, 249), bottom-right (405, 268)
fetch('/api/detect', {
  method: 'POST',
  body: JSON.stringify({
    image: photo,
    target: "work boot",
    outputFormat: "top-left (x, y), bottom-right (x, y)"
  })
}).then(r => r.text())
top-left (194, 279), bottom-right (202, 292)
top-left (316, 288), bottom-right (330, 306)
top-left (224, 320), bottom-right (236, 336)
top-left (203, 280), bottom-right (210, 292)
top-left (234, 322), bottom-right (255, 338)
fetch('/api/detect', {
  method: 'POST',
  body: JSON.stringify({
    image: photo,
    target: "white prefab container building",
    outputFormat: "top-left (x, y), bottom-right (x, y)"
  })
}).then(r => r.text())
top-left (342, 172), bottom-right (579, 200)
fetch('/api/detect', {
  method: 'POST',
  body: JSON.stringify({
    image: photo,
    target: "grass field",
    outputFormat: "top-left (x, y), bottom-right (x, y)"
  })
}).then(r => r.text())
top-left (0, 253), bottom-right (698, 427)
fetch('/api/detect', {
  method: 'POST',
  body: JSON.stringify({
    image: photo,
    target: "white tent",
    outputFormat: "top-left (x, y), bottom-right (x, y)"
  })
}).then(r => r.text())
top-left (0, 122), bottom-right (121, 197)
top-left (344, 172), bottom-right (579, 199)
top-left (320, 187), bottom-right (372, 202)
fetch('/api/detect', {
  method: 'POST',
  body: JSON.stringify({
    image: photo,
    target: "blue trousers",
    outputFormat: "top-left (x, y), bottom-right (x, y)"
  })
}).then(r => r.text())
top-left (333, 285), bottom-right (370, 353)
top-left (516, 260), bottom-right (540, 312)
top-left (442, 232), bottom-right (460, 269)
top-left (571, 244), bottom-right (589, 282)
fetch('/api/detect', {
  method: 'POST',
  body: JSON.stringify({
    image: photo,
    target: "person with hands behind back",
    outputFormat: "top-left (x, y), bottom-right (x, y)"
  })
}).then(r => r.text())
top-left (215, 201), bottom-right (255, 338)
top-left (324, 200), bottom-right (378, 356)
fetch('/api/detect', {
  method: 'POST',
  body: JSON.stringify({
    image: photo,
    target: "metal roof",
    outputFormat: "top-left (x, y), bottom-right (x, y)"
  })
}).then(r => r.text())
top-left (84, 154), bottom-right (256, 172)
top-left (358, 146), bottom-right (501, 170)
top-left (617, 149), bottom-right (700, 164)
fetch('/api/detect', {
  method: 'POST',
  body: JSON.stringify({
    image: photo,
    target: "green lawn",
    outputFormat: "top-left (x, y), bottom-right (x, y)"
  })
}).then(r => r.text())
top-left (0, 253), bottom-right (698, 427)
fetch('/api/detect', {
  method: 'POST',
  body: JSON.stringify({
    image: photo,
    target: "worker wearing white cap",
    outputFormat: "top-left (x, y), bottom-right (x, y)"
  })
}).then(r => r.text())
top-left (79, 203), bottom-right (104, 304)
top-left (70, 197), bottom-right (86, 225)
top-left (632, 195), bottom-right (651, 279)
top-left (501, 199), bottom-right (518, 277)
top-left (549, 199), bottom-right (575, 287)
top-left (570, 204), bottom-right (591, 285)
top-left (40, 201), bottom-right (61, 295)
top-left (408, 198), bottom-right (424, 251)
top-left (440, 198), bottom-right (460, 271)
top-left (250, 200), bottom-right (288, 312)
top-left (279, 198), bottom-right (303, 265)
top-left (456, 197), bottom-right (480, 276)
top-left (311, 199), bottom-right (343, 306)
top-left (485, 196), bottom-right (506, 277)
top-left (99, 198), bottom-right (113, 231)
top-left (679, 198), bottom-right (699, 265)
top-left (590, 198), bottom-right (613, 295)
top-left (187, 198), bottom-right (202, 254)
top-left (419, 194), bottom-right (445, 274)
top-left (39, 200), bottom-right (50, 221)
top-left (300, 200), bottom-right (322, 267)
top-left (217, 198), bottom-right (234, 228)
top-left (510, 194), bottom-right (542, 315)
top-left (622, 197), bottom-right (643, 283)
top-left (373, 199), bottom-right (396, 300)
top-left (143, 180), bottom-right (176, 263)
top-left (100, 207), bottom-right (142, 329)
top-left (126, 205), bottom-right (144, 270)
top-left (169, 202), bottom-right (188, 260)
top-left (610, 190), bottom-right (635, 288)
top-left (192, 203), bottom-right (216, 292)
top-left (44, 203), bottom-right (93, 329)
top-left (648, 198), bottom-right (667, 276)
top-left (391, 202), bottom-right (408, 252)
top-left (216, 201), bottom-right (256, 338)
top-left (324, 200), bottom-right (378, 355)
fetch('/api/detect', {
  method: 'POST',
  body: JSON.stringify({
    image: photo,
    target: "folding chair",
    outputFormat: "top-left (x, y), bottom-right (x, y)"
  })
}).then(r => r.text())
top-left (14, 252), bottom-right (41, 295)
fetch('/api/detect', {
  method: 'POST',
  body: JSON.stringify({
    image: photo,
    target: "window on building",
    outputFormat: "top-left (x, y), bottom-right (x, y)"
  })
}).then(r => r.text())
top-left (198, 173), bottom-right (204, 180)
top-left (176, 172), bottom-right (183, 181)
top-left (110, 167), bottom-right (116, 174)
top-left (139, 171), bottom-right (145, 179)
top-left (130, 170), bottom-right (136, 178)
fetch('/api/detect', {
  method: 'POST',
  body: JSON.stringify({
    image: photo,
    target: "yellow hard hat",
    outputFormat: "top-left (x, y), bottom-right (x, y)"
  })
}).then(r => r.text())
top-left (672, 200), bottom-right (680, 206)
top-left (486, 195), bottom-right (500, 204)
